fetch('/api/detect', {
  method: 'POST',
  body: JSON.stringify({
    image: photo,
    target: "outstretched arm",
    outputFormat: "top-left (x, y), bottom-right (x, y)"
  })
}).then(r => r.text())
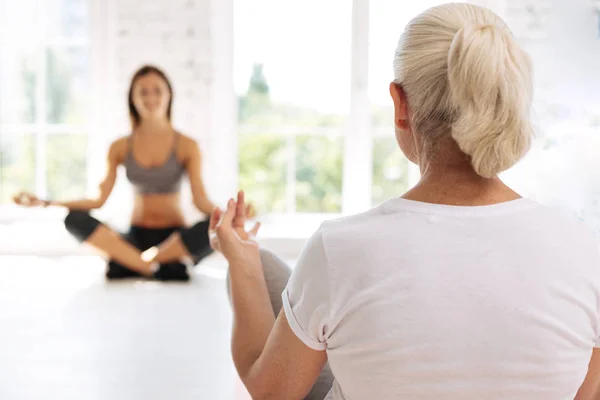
top-left (14, 139), bottom-right (123, 211)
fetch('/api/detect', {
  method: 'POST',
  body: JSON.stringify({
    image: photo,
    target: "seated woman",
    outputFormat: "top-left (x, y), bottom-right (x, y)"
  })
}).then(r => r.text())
top-left (13, 65), bottom-right (231, 281)
top-left (209, 4), bottom-right (600, 400)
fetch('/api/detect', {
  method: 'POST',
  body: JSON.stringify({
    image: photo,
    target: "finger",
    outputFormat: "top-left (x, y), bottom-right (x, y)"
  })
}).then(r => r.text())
top-left (217, 198), bottom-right (236, 232)
top-left (248, 222), bottom-right (261, 238)
top-left (237, 190), bottom-right (245, 212)
top-left (209, 235), bottom-right (220, 252)
top-left (209, 208), bottom-right (221, 247)
top-left (209, 207), bottom-right (222, 231)
top-left (233, 191), bottom-right (246, 227)
top-left (216, 199), bottom-right (238, 245)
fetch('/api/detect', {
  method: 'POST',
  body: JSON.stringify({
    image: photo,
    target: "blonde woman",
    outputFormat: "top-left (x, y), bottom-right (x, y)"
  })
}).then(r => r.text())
top-left (211, 4), bottom-right (600, 400)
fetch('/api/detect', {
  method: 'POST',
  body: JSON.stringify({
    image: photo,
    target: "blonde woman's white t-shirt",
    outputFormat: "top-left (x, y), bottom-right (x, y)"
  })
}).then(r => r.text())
top-left (282, 198), bottom-right (600, 400)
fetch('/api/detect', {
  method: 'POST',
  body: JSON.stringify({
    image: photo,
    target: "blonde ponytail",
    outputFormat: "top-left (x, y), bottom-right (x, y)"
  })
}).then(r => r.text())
top-left (393, 3), bottom-right (534, 178)
top-left (448, 23), bottom-right (533, 178)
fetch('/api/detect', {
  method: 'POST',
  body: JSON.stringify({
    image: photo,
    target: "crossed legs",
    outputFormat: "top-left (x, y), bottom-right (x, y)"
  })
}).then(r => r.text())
top-left (64, 210), bottom-right (212, 280)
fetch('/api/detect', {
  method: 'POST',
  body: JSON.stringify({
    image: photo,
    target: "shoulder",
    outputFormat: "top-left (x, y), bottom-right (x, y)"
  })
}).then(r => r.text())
top-left (108, 136), bottom-right (130, 163)
top-left (316, 205), bottom-right (388, 259)
top-left (176, 132), bottom-right (202, 159)
top-left (110, 135), bottom-right (129, 149)
top-left (528, 202), bottom-right (599, 247)
top-left (526, 201), bottom-right (594, 231)
top-left (178, 133), bottom-right (200, 151)
top-left (321, 205), bottom-right (386, 237)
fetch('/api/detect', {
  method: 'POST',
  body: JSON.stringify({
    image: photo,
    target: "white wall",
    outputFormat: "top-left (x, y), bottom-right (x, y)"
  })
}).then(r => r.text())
top-left (500, 0), bottom-right (600, 232)
top-left (112, 0), bottom-right (213, 136)
top-left (507, 0), bottom-right (600, 114)
top-left (94, 0), bottom-right (236, 229)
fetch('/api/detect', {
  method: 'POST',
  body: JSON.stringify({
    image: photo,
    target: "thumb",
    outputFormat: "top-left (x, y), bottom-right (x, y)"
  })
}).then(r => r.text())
top-left (209, 207), bottom-right (222, 231)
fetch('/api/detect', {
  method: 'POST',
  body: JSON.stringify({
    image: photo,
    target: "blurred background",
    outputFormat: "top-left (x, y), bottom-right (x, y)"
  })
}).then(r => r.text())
top-left (1, 0), bottom-right (600, 254)
top-left (0, 0), bottom-right (599, 398)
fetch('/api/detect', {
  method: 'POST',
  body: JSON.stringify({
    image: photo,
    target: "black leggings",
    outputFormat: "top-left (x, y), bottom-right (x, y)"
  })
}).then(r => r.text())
top-left (64, 210), bottom-right (213, 280)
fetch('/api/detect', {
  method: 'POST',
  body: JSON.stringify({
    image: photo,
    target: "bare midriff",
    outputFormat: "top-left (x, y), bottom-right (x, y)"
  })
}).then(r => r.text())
top-left (130, 192), bottom-right (186, 228)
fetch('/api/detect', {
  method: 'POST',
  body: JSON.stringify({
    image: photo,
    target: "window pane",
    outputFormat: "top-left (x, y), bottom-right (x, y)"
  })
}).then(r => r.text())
top-left (0, 0), bottom-right (40, 45)
top-left (45, 0), bottom-right (89, 40)
top-left (235, 0), bottom-right (351, 214)
top-left (238, 134), bottom-right (287, 214)
top-left (0, 0), bottom-right (39, 124)
top-left (46, 46), bottom-right (90, 124)
top-left (372, 136), bottom-right (409, 206)
top-left (0, 50), bottom-right (37, 125)
top-left (295, 135), bottom-right (343, 213)
top-left (234, 0), bottom-right (351, 117)
top-left (0, 134), bottom-right (36, 204)
top-left (46, 134), bottom-right (88, 201)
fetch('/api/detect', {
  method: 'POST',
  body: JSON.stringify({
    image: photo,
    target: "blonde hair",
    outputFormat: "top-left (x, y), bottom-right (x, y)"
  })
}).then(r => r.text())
top-left (393, 3), bottom-right (534, 178)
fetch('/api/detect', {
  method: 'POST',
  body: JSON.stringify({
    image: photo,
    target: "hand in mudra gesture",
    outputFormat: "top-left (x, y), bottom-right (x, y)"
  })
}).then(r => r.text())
top-left (209, 191), bottom-right (261, 268)
top-left (12, 191), bottom-right (47, 207)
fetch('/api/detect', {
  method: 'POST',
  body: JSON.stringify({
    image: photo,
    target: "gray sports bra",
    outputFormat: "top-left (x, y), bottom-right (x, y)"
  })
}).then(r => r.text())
top-left (124, 133), bottom-right (185, 195)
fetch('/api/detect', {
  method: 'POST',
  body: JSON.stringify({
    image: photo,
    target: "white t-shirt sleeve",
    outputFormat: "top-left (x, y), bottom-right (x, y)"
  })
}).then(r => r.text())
top-left (281, 228), bottom-right (331, 351)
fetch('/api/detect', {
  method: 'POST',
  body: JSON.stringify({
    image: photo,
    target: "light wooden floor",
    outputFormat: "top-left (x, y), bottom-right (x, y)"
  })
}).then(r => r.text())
top-left (0, 254), bottom-right (254, 400)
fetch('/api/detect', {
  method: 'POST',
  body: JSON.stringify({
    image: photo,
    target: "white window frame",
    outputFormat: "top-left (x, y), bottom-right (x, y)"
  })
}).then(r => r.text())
top-left (0, 0), bottom-right (111, 222)
top-left (342, 0), bottom-right (372, 215)
top-left (346, 0), bottom-right (421, 211)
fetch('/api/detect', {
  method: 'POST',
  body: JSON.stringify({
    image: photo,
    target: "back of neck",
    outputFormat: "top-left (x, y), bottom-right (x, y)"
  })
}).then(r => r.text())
top-left (402, 167), bottom-right (521, 206)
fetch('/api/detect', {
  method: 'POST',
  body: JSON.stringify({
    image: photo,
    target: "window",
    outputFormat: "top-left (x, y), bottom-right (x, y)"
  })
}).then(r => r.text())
top-left (234, 0), bottom-right (454, 218)
top-left (0, 0), bottom-right (90, 207)
top-left (234, 0), bottom-right (351, 215)
top-left (235, 0), bottom-right (600, 235)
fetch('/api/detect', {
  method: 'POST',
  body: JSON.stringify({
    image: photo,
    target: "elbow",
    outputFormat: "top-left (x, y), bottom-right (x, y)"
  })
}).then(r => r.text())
top-left (91, 198), bottom-right (106, 209)
top-left (246, 384), bottom-right (275, 400)
top-left (193, 201), bottom-right (204, 214)
top-left (239, 371), bottom-right (265, 400)
top-left (194, 199), bottom-right (212, 215)
top-left (250, 390), bottom-right (289, 400)
top-left (244, 377), bottom-right (285, 400)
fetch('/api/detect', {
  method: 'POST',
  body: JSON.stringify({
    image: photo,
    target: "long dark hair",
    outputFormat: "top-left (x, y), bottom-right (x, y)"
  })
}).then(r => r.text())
top-left (128, 65), bottom-right (174, 130)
